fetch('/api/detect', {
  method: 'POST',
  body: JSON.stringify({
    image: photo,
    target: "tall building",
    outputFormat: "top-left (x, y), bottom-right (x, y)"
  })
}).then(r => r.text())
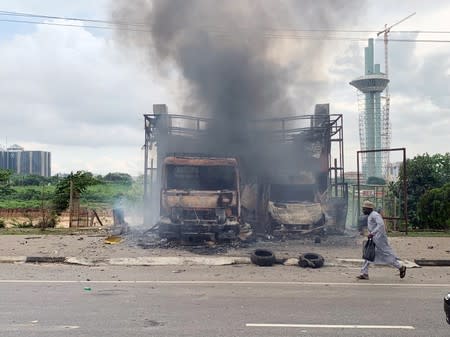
top-left (0, 144), bottom-right (51, 177)
top-left (350, 39), bottom-right (390, 179)
top-left (0, 149), bottom-right (6, 170)
top-left (386, 161), bottom-right (403, 182)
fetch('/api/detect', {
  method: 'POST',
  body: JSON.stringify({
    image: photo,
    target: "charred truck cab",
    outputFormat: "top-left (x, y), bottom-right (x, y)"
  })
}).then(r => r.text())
top-left (158, 156), bottom-right (241, 241)
top-left (268, 180), bottom-right (326, 238)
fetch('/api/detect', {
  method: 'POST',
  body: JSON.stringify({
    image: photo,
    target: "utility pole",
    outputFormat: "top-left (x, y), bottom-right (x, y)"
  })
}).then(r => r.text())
top-left (69, 179), bottom-right (73, 228)
top-left (41, 184), bottom-right (45, 230)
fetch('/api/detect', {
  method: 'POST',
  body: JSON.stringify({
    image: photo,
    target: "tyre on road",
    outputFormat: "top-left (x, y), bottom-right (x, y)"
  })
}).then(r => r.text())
top-left (298, 253), bottom-right (324, 268)
top-left (250, 249), bottom-right (276, 267)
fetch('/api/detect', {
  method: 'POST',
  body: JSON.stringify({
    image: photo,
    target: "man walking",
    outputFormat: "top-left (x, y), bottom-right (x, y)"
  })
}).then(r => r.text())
top-left (357, 200), bottom-right (406, 280)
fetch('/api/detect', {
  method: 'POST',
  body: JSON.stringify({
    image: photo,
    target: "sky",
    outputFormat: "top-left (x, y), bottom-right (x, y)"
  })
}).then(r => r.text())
top-left (0, 0), bottom-right (449, 176)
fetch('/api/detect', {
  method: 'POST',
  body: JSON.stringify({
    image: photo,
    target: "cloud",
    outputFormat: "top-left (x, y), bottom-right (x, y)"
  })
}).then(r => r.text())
top-left (1, 0), bottom-right (449, 176)
top-left (0, 0), bottom-right (109, 18)
top-left (385, 32), bottom-right (450, 157)
top-left (0, 19), bottom-right (170, 174)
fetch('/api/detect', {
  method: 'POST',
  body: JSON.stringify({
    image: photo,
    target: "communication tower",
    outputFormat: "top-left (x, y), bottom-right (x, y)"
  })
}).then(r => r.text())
top-left (350, 39), bottom-right (389, 179)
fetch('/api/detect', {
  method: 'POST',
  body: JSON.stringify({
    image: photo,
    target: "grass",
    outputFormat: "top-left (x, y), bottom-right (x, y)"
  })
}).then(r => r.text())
top-left (0, 182), bottom-right (141, 209)
top-left (390, 231), bottom-right (450, 237)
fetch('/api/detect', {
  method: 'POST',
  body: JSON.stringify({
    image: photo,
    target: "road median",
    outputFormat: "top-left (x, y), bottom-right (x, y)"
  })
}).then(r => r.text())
top-left (0, 255), bottom-right (432, 268)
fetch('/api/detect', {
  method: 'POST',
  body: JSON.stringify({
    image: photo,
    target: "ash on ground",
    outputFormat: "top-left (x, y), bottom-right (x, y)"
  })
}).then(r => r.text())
top-left (122, 226), bottom-right (360, 256)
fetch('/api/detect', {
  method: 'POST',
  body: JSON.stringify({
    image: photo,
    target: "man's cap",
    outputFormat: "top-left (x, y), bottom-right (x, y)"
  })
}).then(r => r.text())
top-left (362, 200), bottom-right (375, 209)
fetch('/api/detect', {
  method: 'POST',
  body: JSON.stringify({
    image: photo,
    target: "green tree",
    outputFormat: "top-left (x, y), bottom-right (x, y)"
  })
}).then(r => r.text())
top-left (10, 174), bottom-right (49, 186)
top-left (390, 153), bottom-right (450, 228)
top-left (417, 183), bottom-right (450, 230)
top-left (0, 169), bottom-right (13, 196)
top-left (52, 171), bottom-right (102, 214)
top-left (103, 172), bottom-right (133, 185)
top-left (0, 169), bottom-right (11, 183)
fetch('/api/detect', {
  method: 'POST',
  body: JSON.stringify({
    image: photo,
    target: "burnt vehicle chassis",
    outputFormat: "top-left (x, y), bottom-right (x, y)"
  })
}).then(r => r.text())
top-left (158, 220), bottom-right (240, 243)
top-left (143, 104), bottom-right (347, 241)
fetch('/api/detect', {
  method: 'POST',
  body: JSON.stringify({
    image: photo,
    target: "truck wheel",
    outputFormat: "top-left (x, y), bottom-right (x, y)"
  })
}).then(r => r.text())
top-left (298, 253), bottom-right (324, 268)
top-left (250, 249), bottom-right (276, 267)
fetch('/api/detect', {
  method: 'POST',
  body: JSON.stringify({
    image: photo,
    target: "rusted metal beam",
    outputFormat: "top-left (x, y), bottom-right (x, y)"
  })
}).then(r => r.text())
top-left (163, 156), bottom-right (238, 166)
top-left (92, 209), bottom-right (103, 227)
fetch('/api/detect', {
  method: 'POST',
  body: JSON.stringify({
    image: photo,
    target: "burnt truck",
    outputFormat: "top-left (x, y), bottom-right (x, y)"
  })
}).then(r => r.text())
top-left (239, 104), bottom-right (347, 238)
top-left (157, 156), bottom-right (241, 242)
top-left (267, 175), bottom-right (326, 237)
top-left (144, 104), bottom-right (347, 241)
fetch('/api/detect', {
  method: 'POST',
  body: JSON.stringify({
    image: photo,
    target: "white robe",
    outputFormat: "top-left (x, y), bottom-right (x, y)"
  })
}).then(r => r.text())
top-left (367, 210), bottom-right (399, 265)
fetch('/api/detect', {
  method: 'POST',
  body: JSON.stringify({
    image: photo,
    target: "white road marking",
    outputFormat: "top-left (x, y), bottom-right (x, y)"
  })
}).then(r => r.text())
top-left (246, 323), bottom-right (415, 330)
top-left (0, 279), bottom-right (447, 288)
top-left (0, 324), bottom-right (79, 331)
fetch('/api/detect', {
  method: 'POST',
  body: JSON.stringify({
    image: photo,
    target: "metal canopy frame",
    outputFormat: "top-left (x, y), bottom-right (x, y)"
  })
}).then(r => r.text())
top-left (143, 113), bottom-right (346, 225)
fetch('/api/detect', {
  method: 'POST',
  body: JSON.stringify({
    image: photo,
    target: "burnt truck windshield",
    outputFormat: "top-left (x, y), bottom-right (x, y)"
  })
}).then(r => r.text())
top-left (166, 165), bottom-right (236, 190)
top-left (270, 184), bottom-right (315, 203)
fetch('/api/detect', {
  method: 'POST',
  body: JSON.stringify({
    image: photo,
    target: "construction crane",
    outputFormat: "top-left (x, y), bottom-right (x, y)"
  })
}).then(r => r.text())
top-left (377, 12), bottom-right (416, 80)
top-left (376, 12), bottom-right (416, 178)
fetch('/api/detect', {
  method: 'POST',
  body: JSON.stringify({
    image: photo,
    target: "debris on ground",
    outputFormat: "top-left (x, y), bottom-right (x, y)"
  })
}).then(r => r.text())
top-left (118, 227), bottom-right (365, 261)
top-left (104, 236), bottom-right (122, 244)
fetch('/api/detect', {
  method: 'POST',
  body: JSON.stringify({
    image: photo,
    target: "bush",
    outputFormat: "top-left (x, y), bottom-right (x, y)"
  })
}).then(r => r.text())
top-left (367, 176), bottom-right (386, 185)
top-left (37, 212), bottom-right (58, 229)
top-left (12, 221), bottom-right (33, 228)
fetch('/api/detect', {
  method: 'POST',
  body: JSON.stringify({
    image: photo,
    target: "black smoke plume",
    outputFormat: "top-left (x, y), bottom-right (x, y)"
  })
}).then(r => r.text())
top-left (112, 0), bottom-right (363, 116)
top-left (112, 0), bottom-right (363, 175)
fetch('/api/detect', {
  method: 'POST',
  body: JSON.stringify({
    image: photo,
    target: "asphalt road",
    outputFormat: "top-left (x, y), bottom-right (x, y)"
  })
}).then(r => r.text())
top-left (0, 264), bottom-right (448, 337)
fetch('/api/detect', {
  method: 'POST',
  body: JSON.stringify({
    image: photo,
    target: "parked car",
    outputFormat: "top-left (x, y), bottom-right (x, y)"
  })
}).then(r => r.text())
top-left (445, 293), bottom-right (450, 324)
